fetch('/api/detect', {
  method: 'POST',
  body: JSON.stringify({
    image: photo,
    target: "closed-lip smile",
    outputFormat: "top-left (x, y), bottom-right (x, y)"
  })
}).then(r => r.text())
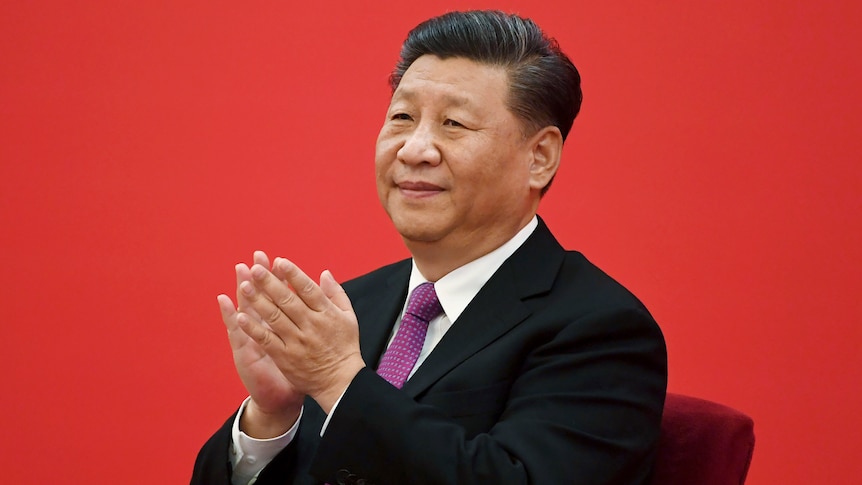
top-left (396, 180), bottom-right (444, 197)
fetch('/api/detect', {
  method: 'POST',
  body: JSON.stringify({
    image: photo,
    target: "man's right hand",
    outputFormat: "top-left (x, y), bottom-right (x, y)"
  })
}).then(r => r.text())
top-left (217, 250), bottom-right (304, 438)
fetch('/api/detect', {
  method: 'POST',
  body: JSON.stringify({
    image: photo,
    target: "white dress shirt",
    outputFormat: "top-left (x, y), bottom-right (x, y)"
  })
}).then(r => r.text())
top-left (229, 217), bottom-right (539, 485)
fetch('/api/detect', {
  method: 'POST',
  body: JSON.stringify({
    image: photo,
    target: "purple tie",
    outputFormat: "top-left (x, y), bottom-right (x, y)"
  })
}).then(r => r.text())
top-left (376, 282), bottom-right (443, 389)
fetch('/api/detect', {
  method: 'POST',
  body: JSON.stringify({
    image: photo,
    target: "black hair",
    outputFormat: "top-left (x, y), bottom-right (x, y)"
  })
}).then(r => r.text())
top-left (389, 10), bottom-right (582, 143)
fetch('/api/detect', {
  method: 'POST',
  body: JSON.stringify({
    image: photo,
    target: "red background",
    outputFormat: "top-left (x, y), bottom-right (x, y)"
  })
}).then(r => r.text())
top-left (1, 1), bottom-right (860, 483)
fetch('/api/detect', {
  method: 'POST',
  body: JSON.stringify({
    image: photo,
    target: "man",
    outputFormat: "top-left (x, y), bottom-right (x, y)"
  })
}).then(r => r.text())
top-left (192, 10), bottom-right (666, 485)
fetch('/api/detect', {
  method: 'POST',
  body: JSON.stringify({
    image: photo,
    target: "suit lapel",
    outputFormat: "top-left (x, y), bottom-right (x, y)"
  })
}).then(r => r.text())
top-left (402, 218), bottom-right (566, 398)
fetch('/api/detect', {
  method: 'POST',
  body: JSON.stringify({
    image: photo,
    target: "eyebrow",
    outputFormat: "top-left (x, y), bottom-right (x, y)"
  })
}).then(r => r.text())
top-left (392, 88), bottom-right (472, 108)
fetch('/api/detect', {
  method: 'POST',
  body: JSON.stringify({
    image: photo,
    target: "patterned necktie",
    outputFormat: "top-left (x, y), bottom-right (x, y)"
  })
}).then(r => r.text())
top-left (376, 282), bottom-right (443, 389)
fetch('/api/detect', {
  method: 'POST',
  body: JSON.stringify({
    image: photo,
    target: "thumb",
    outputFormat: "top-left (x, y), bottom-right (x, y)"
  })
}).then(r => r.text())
top-left (320, 270), bottom-right (354, 312)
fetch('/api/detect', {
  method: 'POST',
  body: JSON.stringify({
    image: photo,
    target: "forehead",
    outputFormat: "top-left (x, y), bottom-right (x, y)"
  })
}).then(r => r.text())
top-left (392, 55), bottom-right (510, 107)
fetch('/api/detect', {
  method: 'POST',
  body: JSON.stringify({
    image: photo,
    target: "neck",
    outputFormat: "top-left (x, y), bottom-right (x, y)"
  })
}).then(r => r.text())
top-left (406, 213), bottom-right (536, 282)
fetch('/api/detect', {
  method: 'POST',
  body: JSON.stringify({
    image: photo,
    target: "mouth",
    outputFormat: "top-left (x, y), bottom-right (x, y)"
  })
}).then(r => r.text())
top-left (396, 180), bottom-right (444, 198)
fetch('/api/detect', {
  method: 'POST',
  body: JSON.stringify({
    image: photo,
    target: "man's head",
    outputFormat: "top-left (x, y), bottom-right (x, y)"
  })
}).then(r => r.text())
top-left (390, 10), bottom-right (582, 151)
top-left (375, 11), bottom-right (581, 279)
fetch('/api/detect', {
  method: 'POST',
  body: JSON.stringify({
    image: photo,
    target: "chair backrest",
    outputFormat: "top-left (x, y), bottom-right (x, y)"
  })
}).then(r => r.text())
top-left (649, 393), bottom-right (755, 485)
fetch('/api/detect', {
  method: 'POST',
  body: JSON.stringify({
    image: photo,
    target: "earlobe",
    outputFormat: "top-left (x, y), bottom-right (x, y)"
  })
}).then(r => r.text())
top-left (528, 127), bottom-right (563, 191)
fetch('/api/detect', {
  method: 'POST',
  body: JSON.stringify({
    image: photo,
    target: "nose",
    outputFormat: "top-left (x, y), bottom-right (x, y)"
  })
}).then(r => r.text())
top-left (396, 123), bottom-right (442, 166)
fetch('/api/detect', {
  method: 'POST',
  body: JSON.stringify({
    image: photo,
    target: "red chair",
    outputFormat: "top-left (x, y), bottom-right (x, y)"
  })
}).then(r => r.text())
top-left (650, 393), bottom-right (755, 485)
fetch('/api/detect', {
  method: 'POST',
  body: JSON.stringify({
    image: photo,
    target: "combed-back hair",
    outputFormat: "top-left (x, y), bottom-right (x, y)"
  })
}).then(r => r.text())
top-left (389, 10), bottom-right (583, 143)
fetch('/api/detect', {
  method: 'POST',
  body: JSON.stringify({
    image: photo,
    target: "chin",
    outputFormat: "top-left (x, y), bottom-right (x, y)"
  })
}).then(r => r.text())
top-left (390, 217), bottom-right (446, 244)
top-left (400, 231), bottom-right (444, 245)
top-left (396, 225), bottom-right (443, 244)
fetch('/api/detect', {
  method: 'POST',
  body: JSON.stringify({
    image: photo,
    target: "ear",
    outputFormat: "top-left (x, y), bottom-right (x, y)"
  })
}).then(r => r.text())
top-left (527, 126), bottom-right (563, 192)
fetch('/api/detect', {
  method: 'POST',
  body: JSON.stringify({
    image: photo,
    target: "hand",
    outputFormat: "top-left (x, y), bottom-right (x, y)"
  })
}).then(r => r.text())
top-left (236, 257), bottom-right (366, 413)
top-left (218, 251), bottom-right (304, 438)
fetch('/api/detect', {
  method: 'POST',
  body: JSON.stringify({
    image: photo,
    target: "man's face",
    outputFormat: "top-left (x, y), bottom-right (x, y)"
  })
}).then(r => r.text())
top-left (375, 55), bottom-right (540, 258)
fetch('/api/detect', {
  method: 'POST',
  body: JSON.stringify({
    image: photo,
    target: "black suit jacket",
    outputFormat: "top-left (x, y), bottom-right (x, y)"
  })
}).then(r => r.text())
top-left (192, 219), bottom-right (667, 485)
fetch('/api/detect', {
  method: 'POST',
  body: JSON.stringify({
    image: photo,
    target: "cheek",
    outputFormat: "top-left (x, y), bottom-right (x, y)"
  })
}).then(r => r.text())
top-left (375, 134), bottom-right (401, 169)
top-left (376, 126), bottom-right (402, 152)
top-left (374, 161), bottom-right (390, 204)
top-left (374, 162), bottom-right (389, 192)
top-left (374, 147), bottom-right (391, 179)
top-left (462, 149), bottom-right (530, 195)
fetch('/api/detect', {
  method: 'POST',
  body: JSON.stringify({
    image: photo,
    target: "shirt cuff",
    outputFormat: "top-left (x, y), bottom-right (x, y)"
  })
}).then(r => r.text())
top-left (229, 397), bottom-right (303, 485)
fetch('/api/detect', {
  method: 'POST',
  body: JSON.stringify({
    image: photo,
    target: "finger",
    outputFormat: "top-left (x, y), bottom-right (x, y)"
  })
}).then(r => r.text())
top-left (269, 258), bottom-right (331, 312)
top-left (320, 270), bottom-right (355, 313)
top-left (240, 276), bottom-right (290, 327)
top-left (237, 311), bottom-right (285, 350)
top-left (243, 267), bottom-right (310, 340)
top-left (236, 263), bottom-right (265, 319)
top-left (236, 263), bottom-right (252, 303)
top-left (254, 251), bottom-right (292, 286)
top-left (253, 250), bottom-right (270, 269)
top-left (218, 293), bottom-right (255, 347)
top-left (218, 293), bottom-right (238, 322)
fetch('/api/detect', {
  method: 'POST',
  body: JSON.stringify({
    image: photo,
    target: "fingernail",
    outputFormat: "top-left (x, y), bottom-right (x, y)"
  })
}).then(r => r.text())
top-left (251, 264), bottom-right (266, 279)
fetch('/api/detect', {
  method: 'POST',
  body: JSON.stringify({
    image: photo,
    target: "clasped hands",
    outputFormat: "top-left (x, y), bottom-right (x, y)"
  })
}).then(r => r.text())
top-left (217, 251), bottom-right (366, 438)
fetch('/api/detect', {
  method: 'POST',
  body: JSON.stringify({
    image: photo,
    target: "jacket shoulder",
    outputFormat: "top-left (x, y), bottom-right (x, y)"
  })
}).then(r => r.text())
top-left (547, 250), bottom-right (657, 325)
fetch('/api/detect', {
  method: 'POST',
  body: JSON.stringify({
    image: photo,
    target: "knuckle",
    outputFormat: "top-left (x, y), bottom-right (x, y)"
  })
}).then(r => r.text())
top-left (265, 307), bottom-right (283, 323)
top-left (298, 280), bottom-right (316, 296)
top-left (258, 329), bottom-right (273, 347)
top-left (276, 291), bottom-right (295, 308)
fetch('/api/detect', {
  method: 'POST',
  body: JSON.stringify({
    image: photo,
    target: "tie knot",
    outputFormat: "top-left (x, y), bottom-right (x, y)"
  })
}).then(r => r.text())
top-left (405, 282), bottom-right (443, 323)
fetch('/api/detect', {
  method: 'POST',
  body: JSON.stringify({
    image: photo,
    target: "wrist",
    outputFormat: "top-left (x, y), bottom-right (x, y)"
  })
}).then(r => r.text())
top-left (312, 358), bottom-right (366, 413)
top-left (240, 399), bottom-right (302, 439)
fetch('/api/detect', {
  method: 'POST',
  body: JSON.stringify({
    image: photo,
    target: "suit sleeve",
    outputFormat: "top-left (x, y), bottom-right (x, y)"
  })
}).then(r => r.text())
top-left (190, 403), bottom-right (320, 485)
top-left (309, 307), bottom-right (667, 485)
top-left (190, 413), bottom-right (234, 485)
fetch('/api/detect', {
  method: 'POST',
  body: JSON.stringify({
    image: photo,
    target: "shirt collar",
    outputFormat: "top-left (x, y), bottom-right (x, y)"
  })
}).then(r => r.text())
top-left (407, 216), bottom-right (538, 323)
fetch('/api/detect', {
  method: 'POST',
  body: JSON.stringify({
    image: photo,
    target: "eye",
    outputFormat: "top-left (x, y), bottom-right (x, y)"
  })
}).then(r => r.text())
top-left (444, 119), bottom-right (465, 128)
top-left (391, 113), bottom-right (413, 121)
